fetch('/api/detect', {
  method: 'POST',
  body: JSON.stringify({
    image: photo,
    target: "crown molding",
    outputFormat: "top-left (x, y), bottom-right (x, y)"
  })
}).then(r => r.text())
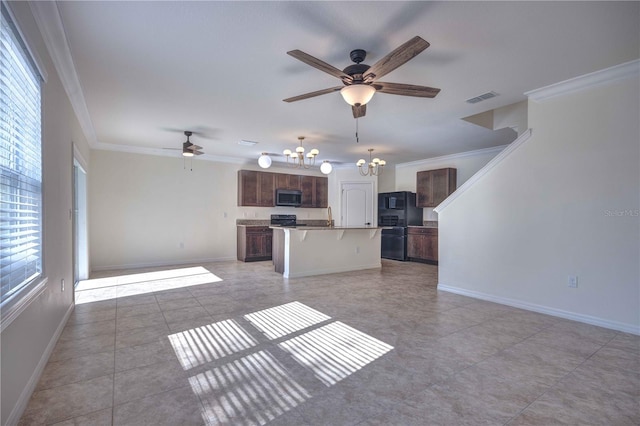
top-left (525, 59), bottom-right (640, 102)
top-left (29, 1), bottom-right (99, 147)
top-left (396, 144), bottom-right (509, 169)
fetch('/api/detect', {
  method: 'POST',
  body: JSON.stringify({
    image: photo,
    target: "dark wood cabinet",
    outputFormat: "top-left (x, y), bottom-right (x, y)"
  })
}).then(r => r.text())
top-left (238, 170), bottom-right (275, 207)
top-left (416, 168), bottom-right (457, 207)
top-left (238, 170), bottom-right (327, 208)
top-left (275, 173), bottom-right (300, 190)
top-left (407, 227), bottom-right (438, 264)
top-left (237, 226), bottom-right (273, 262)
top-left (300, 176), bottom-right (328, 208)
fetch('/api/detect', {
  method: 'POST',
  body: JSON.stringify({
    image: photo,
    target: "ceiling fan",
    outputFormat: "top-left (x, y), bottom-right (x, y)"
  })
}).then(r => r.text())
top-left (283, 36), bottom-right (441, 118)
top-left (164, 131), bottom-right (204, 157)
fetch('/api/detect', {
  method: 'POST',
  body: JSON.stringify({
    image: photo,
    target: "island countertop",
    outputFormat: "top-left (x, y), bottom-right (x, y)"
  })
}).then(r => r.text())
top-left (271, 226), bottom-right (383, 278)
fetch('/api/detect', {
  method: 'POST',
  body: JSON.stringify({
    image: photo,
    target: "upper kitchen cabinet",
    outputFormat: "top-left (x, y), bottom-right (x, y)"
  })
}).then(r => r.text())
top-left (416, 168), bottom-right (457, 207)
top-left (275, 173), bottom-right (301, 190)
top-left (300, 176), bottom-right (328, 208)
top-left (238, 170), bottom-right (275, 207)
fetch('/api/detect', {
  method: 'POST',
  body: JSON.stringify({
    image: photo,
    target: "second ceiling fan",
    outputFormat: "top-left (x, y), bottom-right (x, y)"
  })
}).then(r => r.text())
top-left (283, 36), bottom-right (440, 118)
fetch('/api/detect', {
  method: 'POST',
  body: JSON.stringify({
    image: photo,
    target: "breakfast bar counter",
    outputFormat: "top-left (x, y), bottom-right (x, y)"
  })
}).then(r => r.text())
top-left (271, 226), bottom-right (383, 278)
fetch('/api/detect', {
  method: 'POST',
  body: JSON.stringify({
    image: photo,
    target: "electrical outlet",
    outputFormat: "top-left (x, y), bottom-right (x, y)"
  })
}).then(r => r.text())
top-left (568, 275), bottom-right (578, 288)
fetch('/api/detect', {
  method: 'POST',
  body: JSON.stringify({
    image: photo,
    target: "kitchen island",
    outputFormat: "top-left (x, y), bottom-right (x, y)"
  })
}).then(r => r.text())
top-left (271, 226), bottom-right (383, 278)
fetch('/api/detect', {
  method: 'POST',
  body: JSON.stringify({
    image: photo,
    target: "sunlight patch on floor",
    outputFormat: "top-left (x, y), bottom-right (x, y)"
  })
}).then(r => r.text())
top-left (189, 350), bottom-right (311, 426)
top-left (243, 301), bottom-right (330, 340)
top-left (169, 319), bottom-right (258, 370)
top-left (75, 266), bottom-right (222, 304)
top-left (278, 321), bottom-right (394, 386)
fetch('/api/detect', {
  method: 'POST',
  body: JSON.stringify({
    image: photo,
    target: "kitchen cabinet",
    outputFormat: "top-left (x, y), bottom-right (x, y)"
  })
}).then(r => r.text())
top-left (300, 176), bottom-right (328, 208)
top-left (237, 226), bottom-right (273, 262)
top-left (275, 173), bottom-right (301, 191)
top-left (237, 170), bottom-right (275, 207)
top-left (416, 168), bottom-right (457, 207)
top-left (238, 170), bottom-right (327, 208)
top-left (407, 227), bottom-right (438, 264)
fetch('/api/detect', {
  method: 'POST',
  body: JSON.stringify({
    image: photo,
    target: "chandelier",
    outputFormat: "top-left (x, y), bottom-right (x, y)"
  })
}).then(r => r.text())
top-left (357, 148), bottom-right (385, 176)
top-left (283, 136), bottom-right (319, 169)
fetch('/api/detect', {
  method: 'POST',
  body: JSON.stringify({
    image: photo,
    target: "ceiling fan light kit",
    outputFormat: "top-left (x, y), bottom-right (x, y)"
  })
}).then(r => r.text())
top-left (284, 36), bottom-right (440, 119)
top-left (340, 84), bottom-right (376, 106)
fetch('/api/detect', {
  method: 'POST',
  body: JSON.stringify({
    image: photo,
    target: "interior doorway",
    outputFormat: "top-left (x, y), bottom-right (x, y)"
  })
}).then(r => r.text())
top-left (340, 182), bottom-right (375, 227)
top-left (73, 157), bottom-right (89, 285)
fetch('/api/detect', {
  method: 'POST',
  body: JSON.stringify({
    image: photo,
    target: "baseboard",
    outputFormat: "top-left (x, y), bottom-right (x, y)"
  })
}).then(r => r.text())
top-left (91, 256), bottom-right (237, 272)
top-left (285, 263), bottom-right (382, 279)
top-left (437, 283), bottom-right (640, 335)
top-left (5, 303), bottom-right (74, 426)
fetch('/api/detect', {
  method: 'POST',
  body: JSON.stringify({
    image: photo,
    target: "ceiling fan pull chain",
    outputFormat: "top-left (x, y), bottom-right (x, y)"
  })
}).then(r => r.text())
top-left (356, 117), bottom-right (359, 143)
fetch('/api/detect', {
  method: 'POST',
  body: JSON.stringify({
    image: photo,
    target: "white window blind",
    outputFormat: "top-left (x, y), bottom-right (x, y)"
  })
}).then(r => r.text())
top-left (1, 4), bottom-right (43, 308)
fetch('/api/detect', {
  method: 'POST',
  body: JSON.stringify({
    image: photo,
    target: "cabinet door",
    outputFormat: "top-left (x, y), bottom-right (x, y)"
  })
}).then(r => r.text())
top-left (407, 234), bottom-right (424, 259)
top-left (431, 169), bottom-right (454, 206)
top-left (238, 170), bottom-right (259, 206)
top-left (264, 232), bottom-right (273, 257)
top-left (259, 172), bottom-right (275, 207)
top-left (315, 177), bottom-right (328, 208)
top-left (276, 173), bottom-right (300, 190)
top-left (300, 176), bottom-right (315, 207)
top-left (245, 234), bottom-right (264, 257)
top-left (424, 234), bottom-right (438, 261)
top-left (416, 171), bottom-right (433, 207)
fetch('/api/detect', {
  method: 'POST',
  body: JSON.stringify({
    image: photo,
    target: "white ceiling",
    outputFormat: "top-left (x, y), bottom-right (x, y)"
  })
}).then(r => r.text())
top-left (50, 1), bottom-right (639, 167)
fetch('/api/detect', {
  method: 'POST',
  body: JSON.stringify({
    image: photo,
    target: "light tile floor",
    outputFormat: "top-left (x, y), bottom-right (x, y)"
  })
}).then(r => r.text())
top-left (19, 260), bottom-right (640, 425)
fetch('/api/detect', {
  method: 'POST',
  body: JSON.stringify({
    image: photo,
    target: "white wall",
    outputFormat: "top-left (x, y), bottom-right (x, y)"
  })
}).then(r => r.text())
top-left (437, 71), bottom-right (639, 333)
top-left (1, 3), bottom-right (90, 424)
top-left (89, 151), bottom-right (331, 270)
top-left (394, 146), bottom-right (507, 221)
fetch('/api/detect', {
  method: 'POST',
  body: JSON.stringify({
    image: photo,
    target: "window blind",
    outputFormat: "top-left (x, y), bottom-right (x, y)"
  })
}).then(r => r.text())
top-left (0, 4), bottom-right (43, 306)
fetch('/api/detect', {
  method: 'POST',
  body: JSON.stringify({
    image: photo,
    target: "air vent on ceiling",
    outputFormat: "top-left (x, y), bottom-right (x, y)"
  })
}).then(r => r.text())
top-left (466, 91), bottom-right (499, 104)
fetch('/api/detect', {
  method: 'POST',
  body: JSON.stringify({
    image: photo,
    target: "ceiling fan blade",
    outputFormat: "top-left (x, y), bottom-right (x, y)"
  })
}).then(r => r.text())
top-left (163, 147), bottom-right (180, 150)
top-left (352, 104), bottom-right (366, 118)
top-left (283, 86), bottom-right (343, 103)
top-left (193, 151), bottom-right (204, 156)
top-left (287, 50), bottom-right (353, 82)
top-left (187, 144), bottom-right (203, 151)
top-left (365, 36), bottom-right (430, 81)
top-left (373, 82), bottom-right (440, 98)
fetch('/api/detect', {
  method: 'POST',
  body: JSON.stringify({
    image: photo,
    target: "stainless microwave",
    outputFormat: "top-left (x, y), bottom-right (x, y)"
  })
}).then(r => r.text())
top-left (276, 189), bottom-right (302, 207)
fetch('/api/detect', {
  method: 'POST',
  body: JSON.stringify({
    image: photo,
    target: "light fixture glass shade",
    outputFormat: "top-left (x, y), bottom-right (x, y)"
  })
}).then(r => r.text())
top-left (357, 148), bottom-right (384, 176)
top-left (340, 84), bottom-right (376, 106)
top-left (182, 151), bottom-right (194, 157)
top-left (296, 146), bottom-right (305, 153)
top-left (258, 153), bottom-right (272, 169)
top-left (320, 161), bottom-right (332, 175)
top-left (309, 148), bottom-right (319, 156)
top-left (283, 149), bottom-right (292, 156)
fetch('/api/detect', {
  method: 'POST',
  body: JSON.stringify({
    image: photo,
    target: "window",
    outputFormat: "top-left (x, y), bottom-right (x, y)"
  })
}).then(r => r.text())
top-left (1, 3), bottom-right (44, 326)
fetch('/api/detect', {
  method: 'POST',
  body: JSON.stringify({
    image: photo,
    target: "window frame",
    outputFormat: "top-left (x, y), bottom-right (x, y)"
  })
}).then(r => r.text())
top-left (1, 1), bottom-right (48, 332)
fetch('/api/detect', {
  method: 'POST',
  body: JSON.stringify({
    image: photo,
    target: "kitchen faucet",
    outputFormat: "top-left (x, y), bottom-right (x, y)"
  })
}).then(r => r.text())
top-left (327, 206), bottom-right (332, 227)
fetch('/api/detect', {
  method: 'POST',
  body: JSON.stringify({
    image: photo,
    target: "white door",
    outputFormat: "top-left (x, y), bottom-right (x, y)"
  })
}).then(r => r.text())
top-left (341, 182), bottom-right (374, 227)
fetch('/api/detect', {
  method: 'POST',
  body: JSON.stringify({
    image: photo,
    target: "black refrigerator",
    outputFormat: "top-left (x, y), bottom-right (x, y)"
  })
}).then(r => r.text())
top-left (378, 192), bottom-right (423, 260)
